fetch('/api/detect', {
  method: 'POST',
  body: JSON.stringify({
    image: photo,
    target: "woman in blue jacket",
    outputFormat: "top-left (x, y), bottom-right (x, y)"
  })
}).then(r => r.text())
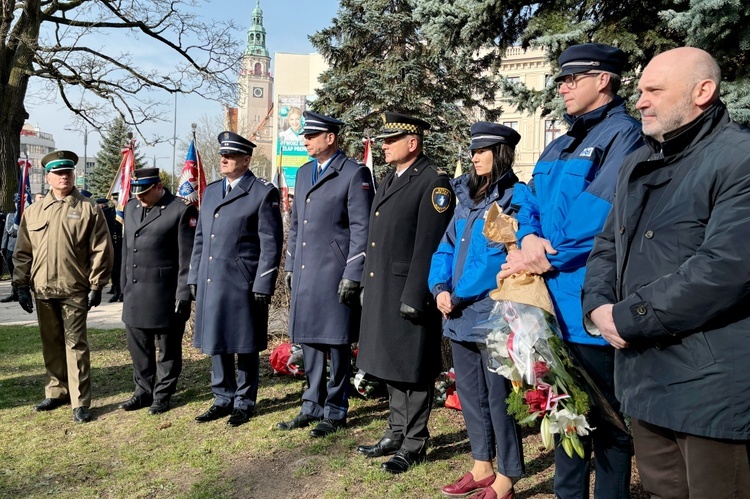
top-left (429, 123), bottom-right (524, 499)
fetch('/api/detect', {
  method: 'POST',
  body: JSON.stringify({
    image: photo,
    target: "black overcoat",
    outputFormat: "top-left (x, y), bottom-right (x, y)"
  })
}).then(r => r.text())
top-left (188, 172), bottom-right (283, 355)
top-left (356, 154), bottom-right (455, 384)
top-left (121, 189), bottom-right (197, 329)
top-left (285, 153), bottom-right (374, 344)
top-left (583, 103), bottom-right (750, 440)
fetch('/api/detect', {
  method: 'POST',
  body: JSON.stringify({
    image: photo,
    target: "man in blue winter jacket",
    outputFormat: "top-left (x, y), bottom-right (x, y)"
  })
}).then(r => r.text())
top-left (499, 43), bottom-right (642, 499)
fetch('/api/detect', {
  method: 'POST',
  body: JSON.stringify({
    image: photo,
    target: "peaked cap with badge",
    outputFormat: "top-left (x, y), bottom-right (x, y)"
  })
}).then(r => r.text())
top-left (375, 112), bottom-right (431, 139)
top-left (555, 43), bottom-right (627, 81)
top-left (130, 167), bottom-right (161, 195)
top-left (218, 131), bottom-right (256, 156)
top-left (301, 111), bottom-right (344, 135)
top-left (42, 150), bottom-right (78, 172)
top-left (469, 122), bottom-right (522, 150)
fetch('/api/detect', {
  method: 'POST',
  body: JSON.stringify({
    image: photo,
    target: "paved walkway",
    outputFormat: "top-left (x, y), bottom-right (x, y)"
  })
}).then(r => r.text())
top-left (0, 279), bottom-right (125, 329)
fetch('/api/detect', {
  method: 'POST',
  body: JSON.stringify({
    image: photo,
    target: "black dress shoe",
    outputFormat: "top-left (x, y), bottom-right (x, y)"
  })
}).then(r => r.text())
top-left (119, 395), bottom-right (152, 411)
top-left (73, 406), bottom-right (92, 423)
top-left (34, 397), bottom-right (70, 411)
top-left (195, 404), bottom-right (232, 422)
top-left (0, 293), bottom-right (18, 302)
top-left (108, 294), bottom-right (119, 303)
top-left (357, 437), bottom-right (404, 458)
top-left (275, 412), bottom-right (322, 431)
top-left (381, 448), bottom-right (426, 474)
top-left (148, 399), bottom-right (170, 415)
top-left (227, 408), bottom-right (253, 427)
top-left (309, 418), bottom-right (346, 438)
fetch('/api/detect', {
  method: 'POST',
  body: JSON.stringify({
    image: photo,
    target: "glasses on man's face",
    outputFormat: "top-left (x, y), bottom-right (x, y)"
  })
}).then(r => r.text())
top-left (556, 72), bottom-right (600, 90)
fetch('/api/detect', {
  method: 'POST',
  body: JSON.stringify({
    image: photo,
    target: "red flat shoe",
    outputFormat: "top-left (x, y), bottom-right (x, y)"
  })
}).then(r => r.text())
top-left (473, 485), bottom-right (515, 499)
top-left (442, 472), bottom-right (496, 497)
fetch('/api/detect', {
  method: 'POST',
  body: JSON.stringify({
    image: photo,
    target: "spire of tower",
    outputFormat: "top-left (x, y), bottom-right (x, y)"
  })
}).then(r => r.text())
top-left (246, 0), bottom-right (269, 58)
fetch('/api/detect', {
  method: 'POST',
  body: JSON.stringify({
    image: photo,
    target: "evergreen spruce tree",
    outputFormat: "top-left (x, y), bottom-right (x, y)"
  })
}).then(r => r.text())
top-left (415, 1), bottom-right (750, 125)
top-left (310, 0), bottom-right (504, 179)
top-left (88, 117), bottom-right (147, 198)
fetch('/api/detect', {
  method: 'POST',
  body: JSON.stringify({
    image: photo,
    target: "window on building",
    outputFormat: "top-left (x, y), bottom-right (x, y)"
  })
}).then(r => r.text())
top-left (506, 76), bottom-right (521, 85)
top-left (502, 121), bottom-right (519, 131)
top-left (545, 120), bottom-right (562, 147)
top-left (254, 62), bottom-right (262, 75)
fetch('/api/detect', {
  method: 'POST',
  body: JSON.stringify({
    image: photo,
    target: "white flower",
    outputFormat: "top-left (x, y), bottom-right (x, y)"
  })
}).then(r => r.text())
top-left (547, 408), bottom-right (592, 436)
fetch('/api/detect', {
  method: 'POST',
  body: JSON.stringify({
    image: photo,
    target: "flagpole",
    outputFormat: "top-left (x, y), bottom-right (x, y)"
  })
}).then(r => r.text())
top-left (192, 122), bottom-right (201, 208)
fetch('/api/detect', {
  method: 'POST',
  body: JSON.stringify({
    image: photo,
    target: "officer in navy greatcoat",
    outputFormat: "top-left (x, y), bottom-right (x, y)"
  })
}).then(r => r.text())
top-left (118, 168), bottom-right (198, 415)
top-left (275, 112), bottom-right (374, 437)
top-left (189, 131), bottom-right (283, 427)
top-left (355, 113), bottom-right (455, 474)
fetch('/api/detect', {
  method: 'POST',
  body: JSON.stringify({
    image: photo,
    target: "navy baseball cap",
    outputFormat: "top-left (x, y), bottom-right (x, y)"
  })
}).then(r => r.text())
top-left (555, 43), bottom-right (627, 82)
top-left (301, 111), bottom-right (344, 135)
top-left (469, 122), bottom-right (521, 150)
top-left (218, 131), bottom-right (256, 156)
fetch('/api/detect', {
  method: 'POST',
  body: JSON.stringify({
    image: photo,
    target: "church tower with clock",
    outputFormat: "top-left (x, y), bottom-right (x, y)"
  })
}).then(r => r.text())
top-left (237, 0), bottom-right (274, 161)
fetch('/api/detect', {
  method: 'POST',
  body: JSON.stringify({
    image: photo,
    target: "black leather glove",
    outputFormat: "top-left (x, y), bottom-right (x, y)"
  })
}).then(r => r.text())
top-left (87, 289), bottom-right (102, 310)
top-left (253, 293), bottom-right (271, 305)
top-left (17, 286), bottom-right (33, 314)
top-left (400, 302), bottom-right (421, 321)
top-left (285, 271), bottom-right (293, 292)
top-left (338, 278), bottom-right (360, 305)
top-left (175, 300), bottom-right (191, 322)
top-left (189, 284), bottom-right (197, 301)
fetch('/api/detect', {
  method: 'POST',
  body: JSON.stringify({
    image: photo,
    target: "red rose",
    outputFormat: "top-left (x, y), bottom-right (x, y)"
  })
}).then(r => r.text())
top-left (524, 386), bottom-right (550, 414)
top-left (533, 361), bottom-right (550, 381)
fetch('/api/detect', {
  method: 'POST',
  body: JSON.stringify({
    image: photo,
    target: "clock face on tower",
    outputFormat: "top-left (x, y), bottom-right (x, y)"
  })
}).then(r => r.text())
top-left (253, 87), bottom-right (264, 98)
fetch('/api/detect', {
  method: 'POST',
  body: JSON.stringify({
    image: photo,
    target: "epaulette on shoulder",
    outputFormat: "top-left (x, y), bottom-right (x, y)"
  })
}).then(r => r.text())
top-left (180, 197), bottom-right (192, 206)
top-left (436, 168), bottom-right (449, 176)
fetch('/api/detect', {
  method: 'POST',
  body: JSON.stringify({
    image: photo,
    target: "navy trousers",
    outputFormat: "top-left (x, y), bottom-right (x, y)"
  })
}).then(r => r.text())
top-left (452, 340), bottom-right (525, 477)
top-left (211, 352), bottom-right (260, 411)
top-left (554, 343), bottom-right (632, 499)
top-left (301, 343), bottom-right (350, 421)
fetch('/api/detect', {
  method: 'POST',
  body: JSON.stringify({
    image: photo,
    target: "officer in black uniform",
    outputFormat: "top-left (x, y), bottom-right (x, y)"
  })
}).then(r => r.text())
top-left (118, 168), bottom-right (198, 414)
top-left (355, 112), bottom-right (455, 474)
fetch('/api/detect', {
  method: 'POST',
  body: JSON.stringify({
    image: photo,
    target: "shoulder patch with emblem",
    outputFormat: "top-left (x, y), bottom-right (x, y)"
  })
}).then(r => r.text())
top-left (580, 147), bottom-right (595, 157)
top-left (432, 187), bottom-right (451, 213)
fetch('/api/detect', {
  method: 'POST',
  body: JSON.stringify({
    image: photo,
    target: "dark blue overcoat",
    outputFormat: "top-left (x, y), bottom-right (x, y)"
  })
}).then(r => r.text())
top-left (285, 153), bottom-right (374, 345)
top-left (188, 171), bottom-right (283, 355)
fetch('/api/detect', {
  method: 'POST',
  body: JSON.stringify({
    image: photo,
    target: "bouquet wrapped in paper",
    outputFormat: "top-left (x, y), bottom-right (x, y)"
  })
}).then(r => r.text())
top-left (477, 203), bottom-right (592, 458)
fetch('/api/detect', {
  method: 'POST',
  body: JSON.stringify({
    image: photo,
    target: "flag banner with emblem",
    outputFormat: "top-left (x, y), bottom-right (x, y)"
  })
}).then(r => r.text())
top-left (110, 139), bottom-right (136, 225)
top-left (13, 158), bottom-right (33, 230)
top-left (362, 136), bottom-right (376, 190)
top-left (272, 159), bottom-right (290, 212)
top-left (177, 139), bottom-right (207, 208)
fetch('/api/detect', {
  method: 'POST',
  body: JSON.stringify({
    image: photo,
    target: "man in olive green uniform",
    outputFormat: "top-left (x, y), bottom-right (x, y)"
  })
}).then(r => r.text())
top-left (13, 150), bottom-right (113, 423)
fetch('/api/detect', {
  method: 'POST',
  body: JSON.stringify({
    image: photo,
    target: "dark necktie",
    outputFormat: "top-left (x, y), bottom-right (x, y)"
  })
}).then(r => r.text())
top-left (225, 183), bottom-right (232, 197)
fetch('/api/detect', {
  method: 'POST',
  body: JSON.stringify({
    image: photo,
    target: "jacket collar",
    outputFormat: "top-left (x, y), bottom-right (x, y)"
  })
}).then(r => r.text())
top-left (643, 102), bottom-right (729, 159)
top-left (565, 96), bottom-right (627, 139)
top-left (452, 169), bottom-right (519, 208)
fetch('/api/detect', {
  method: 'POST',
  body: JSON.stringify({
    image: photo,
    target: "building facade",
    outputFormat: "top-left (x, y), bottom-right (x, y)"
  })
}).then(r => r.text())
top-left (20, 123), bottom-right (56, 195)
top-left (236, 0), bottom-right (274, 162)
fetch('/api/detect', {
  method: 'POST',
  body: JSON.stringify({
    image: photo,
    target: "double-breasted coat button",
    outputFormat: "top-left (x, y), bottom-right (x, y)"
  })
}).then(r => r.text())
top-left (135, 233), bottom-right (139, 237)
top-left (306, 199), bottom-right (310, 203)
top-left (645, 230), bottom-right (654, 239)
top-left (211, 234), bottom-right (215, 239)
top-left (214, 213), bottom-right (219, 218)
top-left (636, 305), bottom-right (647, 315)
top-left (369, 272), bottom-right (374, 277)
top-left (209, 256), bottom-right (213, 261)
top-left (302, 242), bottom-right (306, 247)
top-left (133, 279), bottom-right (137, 283)
top-left (301, 265), bottom-right (305, 269)
top-left (371, 242), bottom-right (375, 247)
top-left (375, 211), bottom-right (379, 217)
top-left (619, 226), bottom-right (625, 234)
top-left (303, 220), bottom-right (308, 224)
top-left (133, 248), bottom-right (138, 252)
top-left (207, 278), bottom-right (211, 283)
top-left (133, 264), bottom-right (137, 268)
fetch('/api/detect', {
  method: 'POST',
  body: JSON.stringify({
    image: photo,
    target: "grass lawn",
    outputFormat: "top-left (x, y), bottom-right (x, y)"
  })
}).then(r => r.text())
top-left (0, 325), bottom-right (646, 498)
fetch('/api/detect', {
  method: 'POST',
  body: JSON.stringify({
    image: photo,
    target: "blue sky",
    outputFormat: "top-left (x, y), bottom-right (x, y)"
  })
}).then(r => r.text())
top-left (24, 0), bottom-right (340, 170)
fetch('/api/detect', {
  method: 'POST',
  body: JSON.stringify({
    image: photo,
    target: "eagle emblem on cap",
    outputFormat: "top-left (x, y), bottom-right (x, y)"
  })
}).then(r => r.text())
top-left (223, 132), bottom-right (230, 140)
top-left (57, 151), bottom-right (65, 158)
